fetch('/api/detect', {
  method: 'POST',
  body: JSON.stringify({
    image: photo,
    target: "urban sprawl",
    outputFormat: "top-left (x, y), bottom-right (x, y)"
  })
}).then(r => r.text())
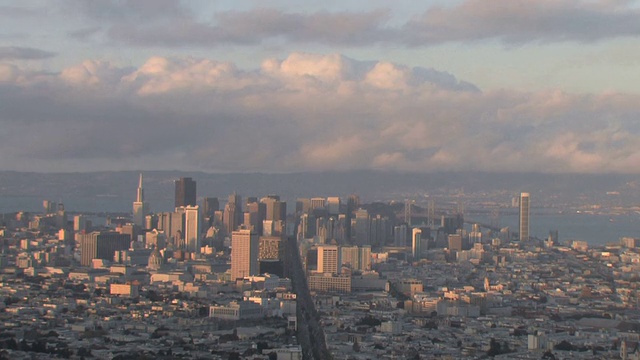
top-left (1, 175), bottom-right (640, 359)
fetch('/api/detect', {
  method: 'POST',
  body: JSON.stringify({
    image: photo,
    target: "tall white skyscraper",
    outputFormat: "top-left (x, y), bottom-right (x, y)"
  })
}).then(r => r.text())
top-left (132, 173), bottom-right (147, 228)
top-left (231, 229), bottom-right (259, 280)
top-left (519, 192), bottom-right (530, 241)
top-left (184, 205), bottom-right (200, 252)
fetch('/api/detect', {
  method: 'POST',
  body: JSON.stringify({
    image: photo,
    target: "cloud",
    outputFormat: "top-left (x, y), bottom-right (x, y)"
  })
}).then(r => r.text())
top-left (0, 5), bottom-right (41, 18)
top-left (105, 8), bottom-right (393, 47)
top-left (0, 46), bottom-right (56, 60)
top-left (59, 59), bottom-right (132, 86)
top-left (67, 0), bottom-right (188, 22)
top-left (404, 0), bottom-right (640, 45)
top-left (68, 26), bottom-right (102, 41)
top-left (1, 52), bottom-right (640, 173)
top-left (66, 1), bottom-right (640, 47)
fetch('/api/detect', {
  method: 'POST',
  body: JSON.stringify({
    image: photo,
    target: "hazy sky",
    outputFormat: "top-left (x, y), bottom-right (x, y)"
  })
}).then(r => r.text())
top-left (1, 0), bottom-right (640, 173)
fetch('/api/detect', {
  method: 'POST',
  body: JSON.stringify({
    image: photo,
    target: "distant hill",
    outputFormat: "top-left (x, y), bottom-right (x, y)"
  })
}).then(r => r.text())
top-left (0, 170), bottom-right (637, 213)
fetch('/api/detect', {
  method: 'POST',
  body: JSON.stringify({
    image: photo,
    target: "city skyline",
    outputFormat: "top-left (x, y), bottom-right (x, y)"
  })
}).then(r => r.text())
top-left (1, 1), bottom-right (640, 173)
top-left (2, 170), bottom-right (640, 358)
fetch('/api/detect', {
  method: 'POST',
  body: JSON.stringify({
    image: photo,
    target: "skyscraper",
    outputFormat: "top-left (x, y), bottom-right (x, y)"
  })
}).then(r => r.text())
top-left (132, 173), bottom-right (147, 228)
top-left (394, 224), bottom-right (408, 247)
top-left (261, 195), bottom-right (286, 222)
top-left (353, 209), bottom-right (370, 245)
top-left (326, 197), bottom-right (341, 215)
top-left (245, 201), bottom-right (266, 235)
top-left (224, 192), bottom-right (243, 234)
top-left (310, 197), bottom-right (326, 211)
top-left (519, 192), bottom-right (530, 241)
top-left (80, 231), bottom-right (130, 266)
top-left (259, 235), bottom-right (283, 261)
top-left (317, 245), bottom-right (341, 274)
top-left (341, 245), bottom-right (371, 271)
top-left (345, 194), bottom-right (360, 240)
top-left (202, 197), bottom-right (219, 218)
top-left (175, 177), bottom-right (196, 208)
top-left (231, 228), bottom-right (259, 280)
top-left (448, 234), bottom-right (463, 251)
top-left (412, 228), bottom-right (422, 260)
top-left (171, 207), bottom-right (186, 249)
top-left (184, 205), bottom-right (200, 252)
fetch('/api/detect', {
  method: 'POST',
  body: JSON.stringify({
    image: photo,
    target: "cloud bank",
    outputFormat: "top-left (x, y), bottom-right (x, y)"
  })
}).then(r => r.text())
top-left (1, 52), bottom-right (639, 173)
top-left (0, 46), bottom-right (56, 60)
top-left (67, 0), bottom-right (640, 47)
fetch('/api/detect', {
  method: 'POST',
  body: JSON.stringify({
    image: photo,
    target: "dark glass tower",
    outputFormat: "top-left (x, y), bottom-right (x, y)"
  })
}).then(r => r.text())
top-left (175, 177), bottom-right (196, 208)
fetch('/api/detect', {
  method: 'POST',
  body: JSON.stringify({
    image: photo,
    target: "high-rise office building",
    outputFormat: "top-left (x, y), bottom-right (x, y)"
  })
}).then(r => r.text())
top-left (80, 231), bottom-right (130, 266)
top-left (327, 197), bottom-right (341, 215)
top-left (298, 213), bottom-right (316, 239)
top-left (310, 197), bottom-right (326, 211)
top-left (145, 214), bottom-right (158, 231)
top-left (448, 234), bottom-right (463, 251)
top-left (74, 215), bottom-right (88, 232)
top-left (261, 195), bottom-right (286, 222)
top-left (224, 192), bottom-right (243, 234)
top-left (202, 197), bottom-right (219, 218)
top-left (341, 245), bottom-right (371, 271)
top-left (245, 201), bottom-right (266, 235)
top-left (394, 224), bottom-right (409, 247)
top-left (132, 173), bottom-right (147, 228)
top-left (157, 212), bottom-right (175, 242)
top-left (353, 209), bottom-right (371, 245)
top-left (296, 198), bottom-right (311, 214)
top-left (359, 245), bottom-right (371, 271)
top-left (175, 177), bottom-right (196, 208)
top-left (519, 192), bottom-right (530, 241)
top-left (167, 207), bottom-right (186, 249)
top-left (231, 228), bottom-right (259, 280)
top-left (325, 216), bottom-right (339, 243)
top-left (145, 229), bottom-right (167, 250)
top-left (345, 194), bottom-right (360, 240)
top-left (43, 200), bottom-right (57, 215)
top-left (184, 205), bottom-right (200, 252)
top-left (412, 228), bottom-right (422, 260)
top-left (341, 245), bottom-right (357, 270)
top-left (56, 204), bottom-right (67, 230)
top-left (317, 245), bottom-right (341, 274)
top-left (259, 235), bottom-right (283, 260)
top-left (370, 215), bottom-right (389, 247)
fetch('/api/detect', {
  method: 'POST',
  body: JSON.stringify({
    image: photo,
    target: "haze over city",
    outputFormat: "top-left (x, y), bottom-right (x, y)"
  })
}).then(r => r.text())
top-left (2, 1), bottom-right (640, 173)
top-left (4, 2), bottom-right (640, 360)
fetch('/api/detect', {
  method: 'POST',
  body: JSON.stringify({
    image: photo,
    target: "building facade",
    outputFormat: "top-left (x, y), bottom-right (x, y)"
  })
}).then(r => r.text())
top-left (175, 177), bottom-right (196, 208)
top-left (231, 229), bottom-right (259, 280)
top-left (519, 192), bottom-right (530, 241)
top-left (80, 232), bottom-right (131, 266)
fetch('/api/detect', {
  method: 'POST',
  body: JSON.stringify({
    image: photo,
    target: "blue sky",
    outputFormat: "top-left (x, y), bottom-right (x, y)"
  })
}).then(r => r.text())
top-left (1, 1), bottom-right (640, 173)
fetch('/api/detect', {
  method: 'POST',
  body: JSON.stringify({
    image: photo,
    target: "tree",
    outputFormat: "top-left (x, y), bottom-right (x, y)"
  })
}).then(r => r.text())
top-left (487, 338), bottom-right (502, 357)
top-left (256, 341), bottom-right (271, 352)
top-left (356, 315), bottom-right (381, 327)
top-left (554, 340), bottom-right (575, 351)
top-left (77, 347), bottom-right (92, 357)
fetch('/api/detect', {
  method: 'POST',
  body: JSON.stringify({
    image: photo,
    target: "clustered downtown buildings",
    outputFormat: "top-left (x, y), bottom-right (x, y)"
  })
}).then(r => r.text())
top-left (2, 175), bottom-right (640, 359)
